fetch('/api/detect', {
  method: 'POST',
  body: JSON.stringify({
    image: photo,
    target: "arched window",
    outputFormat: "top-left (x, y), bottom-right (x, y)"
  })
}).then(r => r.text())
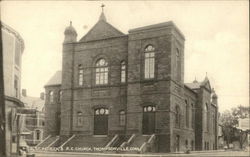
top-left (191, 140), bottom-right (194, 151)
top-left (185, 100), bottom-right (189, 128)
top-left (204, 103), bottom-right (209, 131)
top-left (212, 113), bottom-right (216, 134)
top-left (144, 45), bottom-right (155, 79)
top-left (191, 103), bottom-right (195, 129)
top-left (176, 48), bottom-right (181, 80)
top-left (49, 91), bottom-right (53, 103)
top-left (175, 105), bottom-right (181, 128)
top-left (119, 110), bottom-right (126, 126)
top-left (95, 108), bottom-right (109, 115)
top-left (143, 106), bottom-right (156, 112)
top-left (78, 64), bottom-right (83, 86)
top-left (185, 140), bottom-right (188, 148)
top-left (121, 61), bottom-right (126, 83)
top-left (77, 112), bottom-right (83, 126)
top-left (35, 130), bottom-right (41, 140)
top-left (58, 90), bottom-right (62, 102)
top-left (95, 59), bottom-right (108, 85)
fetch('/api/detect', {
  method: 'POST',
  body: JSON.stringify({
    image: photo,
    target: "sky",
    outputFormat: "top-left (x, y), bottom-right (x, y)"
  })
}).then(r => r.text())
top-left (1, 1), bottom-right (249, 112)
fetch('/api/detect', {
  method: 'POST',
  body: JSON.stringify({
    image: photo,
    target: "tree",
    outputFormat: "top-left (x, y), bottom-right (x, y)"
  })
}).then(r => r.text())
top-left (220, 110), bottom-right (237, 147)
top-left (220, 105), bottom-right (249, 149)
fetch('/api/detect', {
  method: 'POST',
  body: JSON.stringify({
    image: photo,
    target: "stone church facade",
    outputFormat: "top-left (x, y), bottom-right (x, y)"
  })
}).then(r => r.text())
top-left (43, 11), bottom-right (219, 153)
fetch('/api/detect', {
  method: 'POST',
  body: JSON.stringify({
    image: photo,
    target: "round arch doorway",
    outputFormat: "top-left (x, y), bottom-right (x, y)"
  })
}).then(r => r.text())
top-left (94, 108), bottom-right (109, 135)
top-left (142, 105), bottom-right (156, 135)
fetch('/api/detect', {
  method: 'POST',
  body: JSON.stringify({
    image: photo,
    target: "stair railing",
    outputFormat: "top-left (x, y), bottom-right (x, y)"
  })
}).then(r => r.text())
top-left (36, 135), bottom-right (51, 147)
top-left (120, 134), bottom-right (135, 147)
top-left (140, 134), bottom-right (156, 153)
top-left (46, 136), bottom-right (60, 148)
top-left (105, 134), bottom-right (118, 148)
top-left (60, 134), bottom-right (75, 148)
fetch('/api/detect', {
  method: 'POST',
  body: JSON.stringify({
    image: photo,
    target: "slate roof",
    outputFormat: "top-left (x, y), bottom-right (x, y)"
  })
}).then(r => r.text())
top-left (185, 82), bottom-right (201, 90)
top-left (21, 96), bottom-right (45, 112)
top-left (185, 76), bottom-right (211, 90)
top-left (79, 13), bottom-right (125, 42)
top-left (45, 71), bottom-right (62, 86)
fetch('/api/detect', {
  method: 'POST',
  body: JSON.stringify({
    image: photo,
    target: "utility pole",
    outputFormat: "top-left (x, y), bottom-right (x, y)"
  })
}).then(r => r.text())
top-left (0, 21), bottom-right (6, 157)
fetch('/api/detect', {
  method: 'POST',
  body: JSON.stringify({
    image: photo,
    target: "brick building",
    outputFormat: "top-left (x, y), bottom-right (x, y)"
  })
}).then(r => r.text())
top-left (1, 22), bottom-right (25, 156)
top-left (21, 89), bottom-right (45, 146)
top-left (43, 11), bottom-right (219, 153)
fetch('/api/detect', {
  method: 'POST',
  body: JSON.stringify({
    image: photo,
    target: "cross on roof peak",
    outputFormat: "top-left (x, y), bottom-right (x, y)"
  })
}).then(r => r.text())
top-left (101, 4), bottom-right (105, 12)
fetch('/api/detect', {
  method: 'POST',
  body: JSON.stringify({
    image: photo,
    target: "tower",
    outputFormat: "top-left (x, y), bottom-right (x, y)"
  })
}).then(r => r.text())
top-left (61, 22), bottom-right (77, 135)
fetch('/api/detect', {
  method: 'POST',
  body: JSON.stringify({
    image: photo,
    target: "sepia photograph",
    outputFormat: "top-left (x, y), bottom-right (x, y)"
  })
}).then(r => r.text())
top-left (0, 1), bottom-right (249, 157)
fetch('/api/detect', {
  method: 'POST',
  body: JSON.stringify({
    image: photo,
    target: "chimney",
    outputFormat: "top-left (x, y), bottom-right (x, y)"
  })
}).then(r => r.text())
top-left (40, 92), bottom-right (45, 100)
top-left (22, 89), bottom-right (27, 97)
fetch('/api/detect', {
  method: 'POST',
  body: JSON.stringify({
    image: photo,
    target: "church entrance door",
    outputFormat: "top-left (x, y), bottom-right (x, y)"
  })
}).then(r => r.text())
top-left (94, 108), bottom-right (109, 135)
top-left (142, 106), bottom-right (156, 135)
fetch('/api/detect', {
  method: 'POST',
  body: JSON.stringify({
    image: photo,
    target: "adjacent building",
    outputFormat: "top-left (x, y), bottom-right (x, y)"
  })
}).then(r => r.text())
top-left (43, 10), bottom-right (219, 153)
top-left (1, 22), bottom-right (25, 156)
top-left (21, 89), bottom-right (45, 146)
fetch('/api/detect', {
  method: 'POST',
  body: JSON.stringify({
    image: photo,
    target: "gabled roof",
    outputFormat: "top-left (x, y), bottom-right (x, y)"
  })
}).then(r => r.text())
top-left (200, 76), bottom-right (212, 91)
top-left (21, 96), bottom-right (45, 112)
top-left (45, 71), bottom-right (62, 86)
top-left (185, 82), bottom-right (201, 90)
top-left (79, 19), bottom-right (125, 42)
top-left (185, 76), bottom-right (212, 91)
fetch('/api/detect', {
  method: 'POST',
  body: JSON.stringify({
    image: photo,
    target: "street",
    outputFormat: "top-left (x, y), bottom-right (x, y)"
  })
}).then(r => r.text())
top-left (26, 150), bottom-right (250, 157)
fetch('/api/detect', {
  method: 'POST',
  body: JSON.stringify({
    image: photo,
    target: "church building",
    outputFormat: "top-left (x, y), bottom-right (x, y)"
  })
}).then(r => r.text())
top-left (42, 9), bottom-right (219, 153)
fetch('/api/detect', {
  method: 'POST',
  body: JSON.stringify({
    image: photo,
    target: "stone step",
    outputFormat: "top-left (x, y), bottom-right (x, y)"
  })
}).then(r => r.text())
top-left (38, 136), bottom-right (58, 148)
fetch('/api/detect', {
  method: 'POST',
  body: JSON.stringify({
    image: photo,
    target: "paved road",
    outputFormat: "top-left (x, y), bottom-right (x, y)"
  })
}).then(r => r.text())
top-left (28, 150), bottom-right (250, 157)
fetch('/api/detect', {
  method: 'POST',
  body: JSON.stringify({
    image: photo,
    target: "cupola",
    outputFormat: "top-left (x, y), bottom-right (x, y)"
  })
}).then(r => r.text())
top-left (64, 21), bottom-right (77, 43)
top-left (211, 88), bottom-right (218, 105)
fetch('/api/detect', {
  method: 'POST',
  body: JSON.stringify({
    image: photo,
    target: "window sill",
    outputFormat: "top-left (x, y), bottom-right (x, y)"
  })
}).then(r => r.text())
top-left (94, 84), bottom-right (110, 88)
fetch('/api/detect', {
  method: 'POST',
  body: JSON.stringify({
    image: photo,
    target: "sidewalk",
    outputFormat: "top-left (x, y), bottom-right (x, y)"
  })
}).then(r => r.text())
top-left (30, 149), bottom-right (226, 156)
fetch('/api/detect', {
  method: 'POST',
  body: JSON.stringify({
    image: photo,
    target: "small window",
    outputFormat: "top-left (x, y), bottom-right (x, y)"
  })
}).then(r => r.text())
top-left (191, 140), bottom-right (194, 151)
top-left (175, 105), bottom-right (181, 128)
top-left (15, 40), bottom-right (21, 66)
top-left (119, 110), bottom-right (126, 126)
top-left (36, 130), bottom-right (41, 140)
top-left (176, 48), bottom-right (181, 80)
top-left (77, 112), bottom-right (83, 126)
top-left (12, 136), bottom-right (16, 143)
top-left (185, 140), bottom-right (188, 148)
top-left (191, 103), bottom-right (195, 129)
top-left (14, 76), bottom-right (19, 98)
top-left (58, 90), bottom-right (62, 102)
top-left (204, 103), bottom-right (209, 131)
top-left (95, 59), bottom-right (108, 85)
top-left (144, 45), bottom-right (155, 79)
top-left (185, 100), bottom-right (189, 128)
top-left (49, 91), bottom-right (54, 103)
top-left (121, 61), bottom-right (126, 83)
top-left (78, 64), bottom-right (83, 86)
